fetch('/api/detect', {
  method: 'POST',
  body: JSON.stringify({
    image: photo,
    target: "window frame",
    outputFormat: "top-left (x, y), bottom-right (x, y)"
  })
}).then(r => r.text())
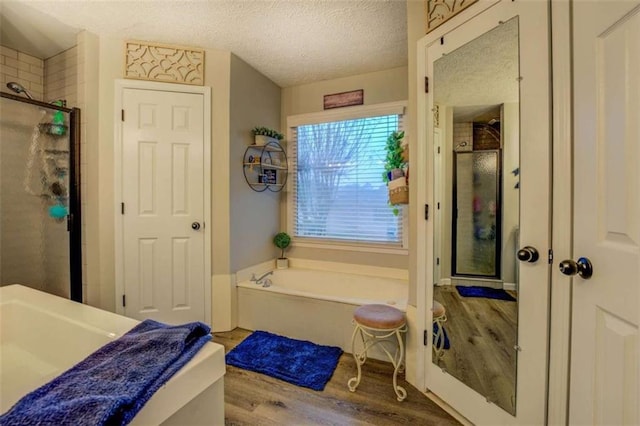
top-left (286, 101), bottom-right (408, 255)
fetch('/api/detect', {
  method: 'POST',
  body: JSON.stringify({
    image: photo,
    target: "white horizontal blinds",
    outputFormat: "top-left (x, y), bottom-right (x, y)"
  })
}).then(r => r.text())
top-left (291, 114), bottom-right (404, 245)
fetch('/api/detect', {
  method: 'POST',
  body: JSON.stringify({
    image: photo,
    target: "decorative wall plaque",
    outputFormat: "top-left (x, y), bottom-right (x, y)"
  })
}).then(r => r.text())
top-left (125, 41), bottom-right (204, 86)
top-left (323, 89), bottom-right (364, 110)
top-left (425, 0), bottom-right (478, 34)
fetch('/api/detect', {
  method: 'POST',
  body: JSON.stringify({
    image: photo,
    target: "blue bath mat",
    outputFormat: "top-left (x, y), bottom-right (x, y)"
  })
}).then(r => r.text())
top-left (225, 331), bottom-right (343, 391)
top-left (456, 285), bottom-right (517, 301)
top-left (433, 322), bottom-right (450, 349)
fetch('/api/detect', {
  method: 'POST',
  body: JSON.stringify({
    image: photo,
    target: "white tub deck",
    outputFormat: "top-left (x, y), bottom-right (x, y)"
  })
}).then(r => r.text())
top-left (237, 267), bottom-right (408, 360)
top-left (0, 285), bottom-right (225, 425)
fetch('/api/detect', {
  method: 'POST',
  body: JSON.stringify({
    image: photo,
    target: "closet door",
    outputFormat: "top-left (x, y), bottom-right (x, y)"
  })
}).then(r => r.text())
top-left (423, 1), bottom-right (551, 423)
top-left (568, 2), bottom-right (639, 424)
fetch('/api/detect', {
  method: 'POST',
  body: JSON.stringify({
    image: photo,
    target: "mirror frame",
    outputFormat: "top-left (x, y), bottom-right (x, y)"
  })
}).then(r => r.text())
top-left (415, 1), bottom-right (552, 424)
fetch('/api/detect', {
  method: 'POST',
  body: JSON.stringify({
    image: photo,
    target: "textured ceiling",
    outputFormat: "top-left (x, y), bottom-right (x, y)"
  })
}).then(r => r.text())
top-left (0, 0), bottom-right (408, 88)
top-left (433, 18), bottom-right (519, 122)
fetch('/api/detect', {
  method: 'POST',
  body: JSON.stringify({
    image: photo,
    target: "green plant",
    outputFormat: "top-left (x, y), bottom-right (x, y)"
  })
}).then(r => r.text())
top-left (273, 232), bottom-right (291, 259)
top-left (252, 126), bottom-right (284, 141)
top-left (382, 131), bottom-right (406, 183)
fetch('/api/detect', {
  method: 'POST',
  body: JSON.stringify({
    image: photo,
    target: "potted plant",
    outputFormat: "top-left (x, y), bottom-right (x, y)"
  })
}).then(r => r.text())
top-left (382, 131), bottom-right (408, 214)
top-left (252, 127), bottom-right (284, 146)
top-left (273, 232), bottom-right (291, 269)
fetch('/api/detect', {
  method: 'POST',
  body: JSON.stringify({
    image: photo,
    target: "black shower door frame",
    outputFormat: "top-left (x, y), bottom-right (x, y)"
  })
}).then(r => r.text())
top-left (1, 92), bottom-right (82, 302)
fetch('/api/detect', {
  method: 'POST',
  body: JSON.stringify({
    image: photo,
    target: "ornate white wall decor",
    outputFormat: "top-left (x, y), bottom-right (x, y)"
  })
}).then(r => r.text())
top-left (425, 0), bottom-right (478, 34)
top-left (124, 41), bottom-right (204, 86)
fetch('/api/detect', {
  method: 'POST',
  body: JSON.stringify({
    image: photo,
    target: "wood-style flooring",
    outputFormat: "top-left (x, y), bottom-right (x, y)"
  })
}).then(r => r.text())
top-left (213, 328), bottom-right (460, 426)
top-left (433, 285), bottom-right (518, 414)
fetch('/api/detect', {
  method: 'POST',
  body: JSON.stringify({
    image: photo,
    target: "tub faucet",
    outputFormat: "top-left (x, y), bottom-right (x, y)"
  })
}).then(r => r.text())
top-left (251, 271), bottom-right (273, 285)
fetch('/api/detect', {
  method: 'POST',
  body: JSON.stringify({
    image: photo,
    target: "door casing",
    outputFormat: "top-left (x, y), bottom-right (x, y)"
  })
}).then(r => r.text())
top-left (113, 79), bottom-right (212, 325)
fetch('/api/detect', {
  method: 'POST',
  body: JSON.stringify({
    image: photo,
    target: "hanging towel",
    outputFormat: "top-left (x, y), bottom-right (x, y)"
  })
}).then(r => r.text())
top-left (0, 319), bottom-right (211, 426)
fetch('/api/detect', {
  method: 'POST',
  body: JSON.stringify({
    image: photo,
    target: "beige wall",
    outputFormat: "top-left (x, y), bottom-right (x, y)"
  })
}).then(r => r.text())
top-left (80, 33), bottom-right (238, 320)
top-left (407, 0), bottom-right (426, 306)
top-left (280, 66), bottom-right (409, 270)
top-left (229, 54), bottom-right (281, 272)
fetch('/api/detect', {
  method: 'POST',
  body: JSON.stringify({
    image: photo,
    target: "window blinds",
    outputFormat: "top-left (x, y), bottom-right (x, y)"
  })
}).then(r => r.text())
top-left (289, 113), bottom-right (405, 245)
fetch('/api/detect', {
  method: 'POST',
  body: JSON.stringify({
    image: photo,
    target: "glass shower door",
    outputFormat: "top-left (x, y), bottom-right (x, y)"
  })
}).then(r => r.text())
top-left (452, 150), bottom-right (501, 278)
top-left (0, 95), bottom-right (80, 300)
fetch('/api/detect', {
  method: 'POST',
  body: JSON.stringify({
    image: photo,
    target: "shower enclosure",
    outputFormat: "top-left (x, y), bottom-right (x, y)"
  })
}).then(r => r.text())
top-left (0, 91), bottom-right (82, 302)
top-left (452, 142), bottom-right (502, 278)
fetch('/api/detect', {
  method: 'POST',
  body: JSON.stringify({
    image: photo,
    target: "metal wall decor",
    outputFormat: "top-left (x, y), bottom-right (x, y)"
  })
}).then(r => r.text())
top-left (124, 41), bottom-right (204, 86)
top-left (425, 0), bottom-right (478, 34)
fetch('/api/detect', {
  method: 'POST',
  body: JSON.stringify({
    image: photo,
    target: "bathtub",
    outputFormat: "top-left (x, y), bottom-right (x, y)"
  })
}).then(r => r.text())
top-left (0, 285), bottom-right (225, 425)
top-left (237, 267), bottom-right (408, 361)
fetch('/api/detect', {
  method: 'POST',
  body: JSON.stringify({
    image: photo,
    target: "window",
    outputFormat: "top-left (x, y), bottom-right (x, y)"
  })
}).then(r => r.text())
top-left (288, 102), bottom-right (406, 250)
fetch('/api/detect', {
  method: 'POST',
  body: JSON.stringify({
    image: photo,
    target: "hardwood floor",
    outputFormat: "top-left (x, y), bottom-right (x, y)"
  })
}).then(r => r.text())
top-left (433, 285), bottom-right (518, 414)
top-left (214, 328), bottom-right (460, 425)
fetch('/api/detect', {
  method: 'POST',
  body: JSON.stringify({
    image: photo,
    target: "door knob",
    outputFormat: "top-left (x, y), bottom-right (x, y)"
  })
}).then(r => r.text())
top-left (191, 222), bottom-right (201, 230)
top-left (517, 246), bottom-right (539, 263)
top-left (558, 257), bottom-right (593, 279)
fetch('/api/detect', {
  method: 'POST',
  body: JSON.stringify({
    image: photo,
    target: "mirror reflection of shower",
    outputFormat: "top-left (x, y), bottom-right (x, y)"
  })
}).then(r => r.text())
top-left (452, 113), bottom-right (502, 278)
top-left (431, 16), bottom-right (520, 415)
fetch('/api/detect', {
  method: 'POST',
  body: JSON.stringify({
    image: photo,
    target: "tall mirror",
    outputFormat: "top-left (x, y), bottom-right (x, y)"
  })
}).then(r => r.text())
top-left (431, 18), bottom-right (519, 414)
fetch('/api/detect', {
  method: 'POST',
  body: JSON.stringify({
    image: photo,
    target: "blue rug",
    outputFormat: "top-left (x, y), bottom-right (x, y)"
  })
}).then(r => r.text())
top-left (456, 285), bottom-right (517, 301)
top-left (433, 322), bottom-right (450, 349)
top-left (225, 331), bottom-right (343, 391)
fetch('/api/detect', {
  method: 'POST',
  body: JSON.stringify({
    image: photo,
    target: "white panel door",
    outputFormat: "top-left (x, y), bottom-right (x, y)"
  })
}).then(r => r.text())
top-left (570, 2), bottom-right (639, 424)
top-left (121, 88), bottom-right (205, 324)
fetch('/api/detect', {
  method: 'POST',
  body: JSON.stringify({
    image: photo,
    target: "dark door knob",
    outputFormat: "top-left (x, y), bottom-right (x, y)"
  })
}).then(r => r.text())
top-left (559, 257), bottom-right (593, 279)
top-left (191, 222), bottom-right (201, 230)
top-left (517, 246), bottom-right (539, 263)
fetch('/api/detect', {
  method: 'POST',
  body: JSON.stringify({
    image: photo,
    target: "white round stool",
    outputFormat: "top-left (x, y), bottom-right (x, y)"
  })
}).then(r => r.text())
top-left (347, 304), bottom-right (407, 401)
top-left (432, 300), bottom-right (447, 362)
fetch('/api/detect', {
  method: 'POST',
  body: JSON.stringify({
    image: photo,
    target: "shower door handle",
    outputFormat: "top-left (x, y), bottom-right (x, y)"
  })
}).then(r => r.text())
top-left (517, 246), bottom-right (539, 263)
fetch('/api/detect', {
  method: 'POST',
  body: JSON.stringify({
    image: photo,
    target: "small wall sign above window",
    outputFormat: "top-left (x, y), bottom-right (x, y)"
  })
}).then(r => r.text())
top-left (323, 89), bottom-right (364, 110)
top-left (124, 41), bottom-right (204, 86)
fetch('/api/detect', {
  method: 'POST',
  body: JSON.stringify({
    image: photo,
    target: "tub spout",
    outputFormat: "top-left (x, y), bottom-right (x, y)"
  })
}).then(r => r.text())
top-left (251, 271), bottom-right (273, 285)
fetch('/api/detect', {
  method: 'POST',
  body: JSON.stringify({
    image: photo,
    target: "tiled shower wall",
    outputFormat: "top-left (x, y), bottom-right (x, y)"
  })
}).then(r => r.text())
top-left (43, 47), bottom-right (78, 297)
top-left (45, 47), bottom-right (77, 106)
top-left (0, 46), bottom-right (46, 288)
top-left (0, 46), bottom-right (44, 101)
top-left (1, 45), bottom-right (82, 298)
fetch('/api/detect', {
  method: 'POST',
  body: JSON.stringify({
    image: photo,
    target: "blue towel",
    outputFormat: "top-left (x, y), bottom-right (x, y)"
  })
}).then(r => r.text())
top-left (0, 319), bottom-right (211, 426)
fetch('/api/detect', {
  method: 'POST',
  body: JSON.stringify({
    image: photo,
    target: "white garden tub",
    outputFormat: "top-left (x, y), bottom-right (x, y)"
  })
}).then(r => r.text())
top-left (0, 285), bottom-right (225, 425)
top-left (237, 268), bottom-right (408, 360)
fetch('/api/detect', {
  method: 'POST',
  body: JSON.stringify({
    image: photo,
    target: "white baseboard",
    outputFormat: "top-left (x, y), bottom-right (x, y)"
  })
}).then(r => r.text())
top-left (438, 278), bottom-right (452, 286)
top-left (503, 282), bottom-right (517, 291)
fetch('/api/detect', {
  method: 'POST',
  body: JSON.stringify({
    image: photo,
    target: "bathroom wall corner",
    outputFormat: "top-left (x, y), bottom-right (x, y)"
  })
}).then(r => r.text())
top-left (211, 273), bottom-right (237, 332)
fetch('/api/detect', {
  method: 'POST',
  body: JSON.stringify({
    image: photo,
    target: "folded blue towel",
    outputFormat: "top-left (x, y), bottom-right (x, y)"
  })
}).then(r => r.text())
top-left (0, 319), bottom-right (211, 426)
